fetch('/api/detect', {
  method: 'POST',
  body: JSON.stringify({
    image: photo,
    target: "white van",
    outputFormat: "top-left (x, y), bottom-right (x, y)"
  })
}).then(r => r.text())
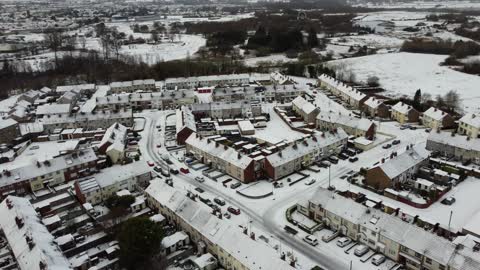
top-left (303, 235), bottom-right (318, 246)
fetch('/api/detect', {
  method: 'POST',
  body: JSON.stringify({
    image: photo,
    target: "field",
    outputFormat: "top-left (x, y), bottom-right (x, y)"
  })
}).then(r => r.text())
top-left (327, 52), bottom-right (480, 113)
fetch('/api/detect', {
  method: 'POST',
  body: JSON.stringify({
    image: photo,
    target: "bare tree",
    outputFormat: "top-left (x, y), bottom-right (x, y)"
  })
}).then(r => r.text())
top-left (44, 29), bottom-right (64, 68)
top-left (78, 36), bottom-right (87, 50)
top-left (444, 90), bottom-right (460, 112)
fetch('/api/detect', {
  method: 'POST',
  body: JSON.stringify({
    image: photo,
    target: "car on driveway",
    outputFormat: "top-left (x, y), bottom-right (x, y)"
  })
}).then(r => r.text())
top-left (303, 235), bottom-right (318, 246)
top-left (147, 161), bottom-right (155, 167)
top-left (336, 237), bottom-right (351, 247)
top-left (372, 254), bottom-right (386, 266)
top-left (195, 176), bottom-right (205, 183)
top-left (382, 144), bottom-right (392, 149)
top-left (354, 244), bottom-right (369, 257)
top-left (349, 157), bottom-right (358, 163)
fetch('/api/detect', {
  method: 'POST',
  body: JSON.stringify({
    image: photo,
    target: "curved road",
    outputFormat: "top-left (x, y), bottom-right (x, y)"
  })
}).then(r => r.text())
top-left (144, 114), bottom-right (352, 270)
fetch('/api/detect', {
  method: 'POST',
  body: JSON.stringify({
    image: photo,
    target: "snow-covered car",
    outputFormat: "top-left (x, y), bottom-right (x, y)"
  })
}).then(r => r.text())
top-left (305, 179), bottom-right (316, 186)
top-left (195, 176), bottom-right (205, 183)
top-left (354, 244), bottom-right (369, 257)
top-left (147, 161), bottom-right (155, 167)
top-left (336, 237), bottom-right (351, 247)
top-left (372, 254), bottom-right (386, 266)
top-left (303, 235), bottom-right (318, 246)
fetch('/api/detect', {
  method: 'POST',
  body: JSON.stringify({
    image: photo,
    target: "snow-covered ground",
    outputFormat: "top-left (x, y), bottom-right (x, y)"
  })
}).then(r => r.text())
top-left (118, 35), bottom-right (206, 64)
top-left (327, 52), bottom-right (480, 113)
top-left (243, 54), bottom-right (298, 67)
top-left (352, 0), bottom-right (480, 10)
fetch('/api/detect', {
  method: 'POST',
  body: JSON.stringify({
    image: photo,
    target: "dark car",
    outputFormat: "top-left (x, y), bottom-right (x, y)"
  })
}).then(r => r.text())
top-left (338, 153), bottom-right (349, 160)
top-left (214, 197), bottom-right (226, 206)
top-left (153, 166), bottom-right (162, 173)
top-left (227, 206), bottom-right (240, 215)
top-left (169, 168), bottom-right (179, 175)
top-left (441, 197), bottom-right (456, 205)
top-left (382, 144), bottom-right (392, 149)
top-left (195, 187), bottom-right (205, 193)
top-left (392, 139), bottom-right (401, 145)
top-left (349, 157), bottom-right (359, 162)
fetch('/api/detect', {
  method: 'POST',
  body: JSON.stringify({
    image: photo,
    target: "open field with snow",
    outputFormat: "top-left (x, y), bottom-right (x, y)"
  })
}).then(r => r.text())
top-left (243, 54), bottom-right (298, 67)
top-left (327, 52), bottom-right (480, 113)
top-left (352, 0), bottom-right (480, 10)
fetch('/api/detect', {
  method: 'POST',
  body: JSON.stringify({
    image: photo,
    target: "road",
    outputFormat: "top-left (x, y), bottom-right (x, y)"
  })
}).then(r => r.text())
top-left (143, 113), bottom-right (355, 269)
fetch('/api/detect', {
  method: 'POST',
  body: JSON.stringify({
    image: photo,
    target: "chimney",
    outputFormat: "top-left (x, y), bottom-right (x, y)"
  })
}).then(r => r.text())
top-left (6, 199), bottom-right (13, 209)
top-left (15, 216), bottom-right (24, 229)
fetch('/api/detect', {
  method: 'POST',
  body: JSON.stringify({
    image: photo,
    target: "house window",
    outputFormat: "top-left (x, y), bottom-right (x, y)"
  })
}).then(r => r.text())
top-left (439, 265), bottom-right (445, 270)
top-left (425, 258), bottom-right (432, 264)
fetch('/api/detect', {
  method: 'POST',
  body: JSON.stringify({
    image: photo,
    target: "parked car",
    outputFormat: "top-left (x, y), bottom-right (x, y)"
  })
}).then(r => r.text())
top-left (319, 161), bottom-right (331, 168)
top-left (230, 182), bottom-right (242, 189)
top-left (147, 161), bottom-right (155, 167)
top-left (338, 153), bottom-right (349, 160)
top-left (153, 166), bottom-right (162, 173)
top-left (305, 179), bottom-right (316, 186)
top-left (349, 157), bottom-right (359, 163)
top-left (223, 212), bottom-right (231, 219)
top-left (194, 187), bottom-right (204, 193)
top-left (165, 159), bottom-right (173, 165)
top-left (169, 168), bottom-right (179, 175)
top-left (177, 156), bottom-right (185, 162)
top-left (156, 144), bottom-right (162, 148)
top-left (195, 176), bottom-right (205, 183)
top-left (214, 197), bottom-right (226, 206)
top-left (328, 156), bottom-right (339, 164)
top-left (382, 144), bottom-right (392, 149)
top-left (336, 237), bottom-right (351, 248)
top-left (354, 244), bottom-right (369, 257)
top-left (392, 139), bottom-right (401, 145)
top-left (180, 167), bottom-right (189, 174)
top-left (441, 197), bottom-right (456, 205)
top-left (227, 206), bottom-right (241, 215)
top-left (222, 178), bottom-right (232, 187)
top-left (303, 235), bottom-right (318, 246)
top-left (372, 254), bottom-right (386, 266)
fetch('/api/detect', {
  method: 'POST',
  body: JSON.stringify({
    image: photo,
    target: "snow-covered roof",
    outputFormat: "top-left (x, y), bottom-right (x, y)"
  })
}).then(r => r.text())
top-left (309, 189), bottom-right (479, 268)
top-left (76, 161), bottom-right (150, 194)
top-left (150, 213), bottom-right (165, 223)
top-left (266, 129), bottom-right (348, 167)
top-left (56, 84), bottom-right (95, 93)
top-left (392, 102), bottom-right (415, 115)
top-left (428, 131), bottom-right (480, 152)
top-left (0, 196), bottom-right (72, 270)
top-left (292, 96), bottom-right (317, 115)
top-left (35, 103), bottom-right (71, 116)
top-left (99, 123), bottom-right (127, 151)
top-left (145, 180), bottom-right (296, 270)
top-left (317, 112), bottom-right (374, 132)
top-left (161, 231), bottom-right (189, 249)
top-left (459, 113), bottom-right (480, 129)
top-left (165, 74), bottom-right (250, 85)
top-left (185, 134), bottom-right (253, 169)
top-left (423, 107), bottom-right (449, 121)
top-left (0, 117), bottom-right (17, 130)
top-left (0, 148), bottom-right (97, 188)
top-left (363, 96), bottom-right (384, 109)
top-left (0, 140), bottom-right (80, 171)
top-left (192, 253), bottom-right (216, 269)
top-left (237, 120), bottom-right (254, 132)
top-left (374, 145), bottom-right (430, 179)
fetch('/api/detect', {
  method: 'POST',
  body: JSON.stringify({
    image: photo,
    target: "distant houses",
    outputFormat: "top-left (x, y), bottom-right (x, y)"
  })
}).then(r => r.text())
top-left (458, 113), bottom-right (480, 138)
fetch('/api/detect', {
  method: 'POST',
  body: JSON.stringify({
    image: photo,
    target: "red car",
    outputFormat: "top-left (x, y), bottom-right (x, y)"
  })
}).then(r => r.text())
top-left (180, 167), bottom-right (190, 174)
top-left (227, 206), bottom-right (240, 215)
top-left (156, 144), bottom-right (162, 148)
top-left (147, 161), bottom-right (155, 167)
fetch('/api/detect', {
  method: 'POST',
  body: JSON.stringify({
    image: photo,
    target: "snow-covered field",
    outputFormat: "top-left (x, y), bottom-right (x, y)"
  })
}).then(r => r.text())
top-left (327, 52), bottom-right (480, 113)
top-left (243, 54), bottom-right (298, 67)
top-left (118, 35), bottom-right (206, 64)
top-left (352, 0), bottom-right (480, 10)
